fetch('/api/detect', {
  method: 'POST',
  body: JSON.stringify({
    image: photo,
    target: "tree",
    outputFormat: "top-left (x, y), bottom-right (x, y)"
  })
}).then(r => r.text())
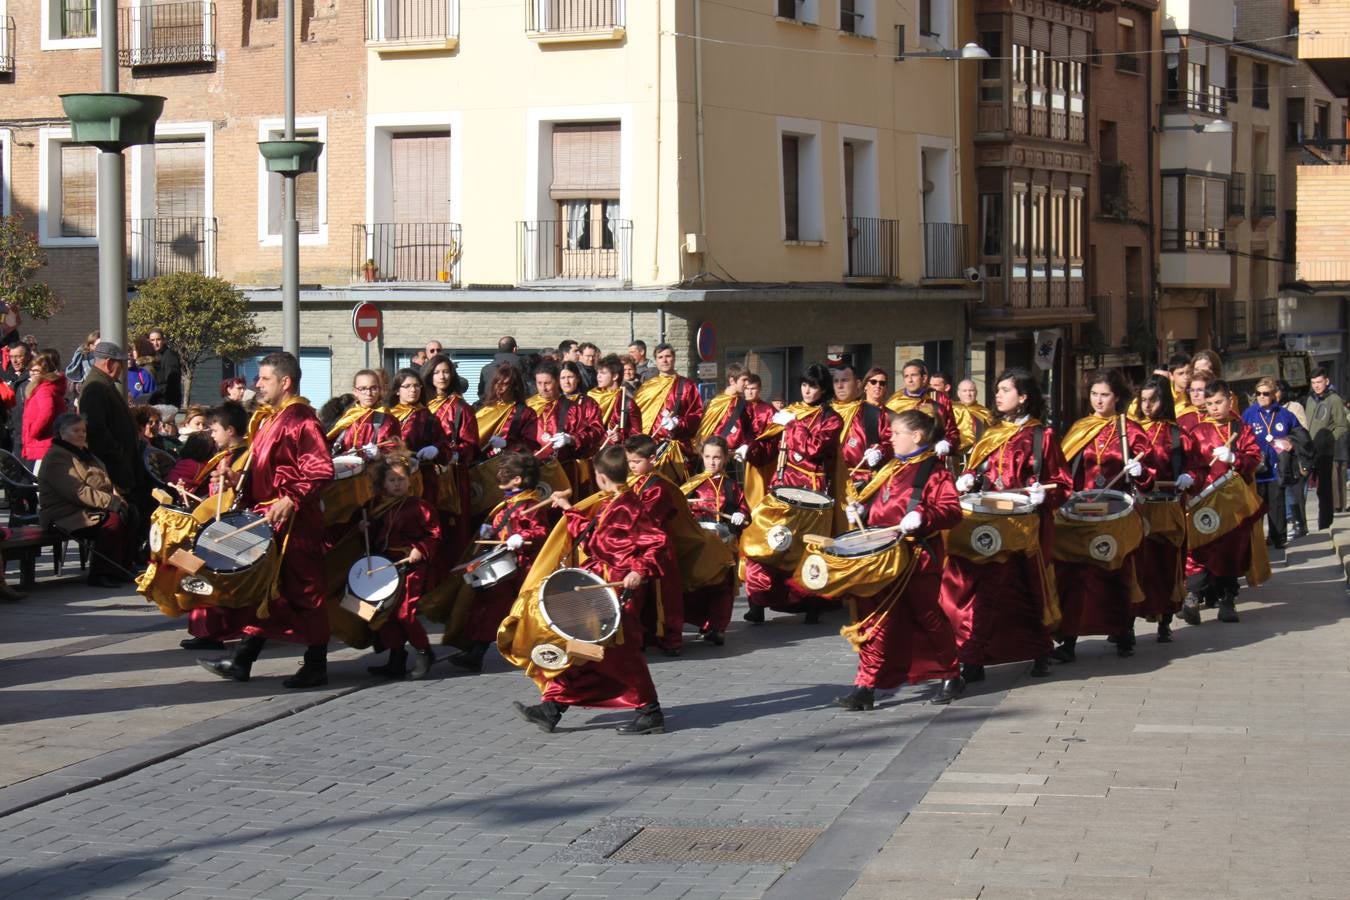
top-left (0, 214), bottom-right (64, 320)
top-left (127, 273), bottom-right (263, 404)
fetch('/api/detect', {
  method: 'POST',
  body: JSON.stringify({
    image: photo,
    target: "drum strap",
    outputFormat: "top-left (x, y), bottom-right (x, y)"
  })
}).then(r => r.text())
top-left (1118, 414), bottom-right (1132, 488)
top-left (718, 397), bottom-right (746, 439)
top-left (1031, 426), bottom-right (1045, 482)
top-left (450, 404), bottom-right (462, 454)
top-left (1169, 424), bottom-right (1184, 482)
top-left (861, 403), bottom-right (883, 447)
top-left (555, 396), bottom-right (572, 433)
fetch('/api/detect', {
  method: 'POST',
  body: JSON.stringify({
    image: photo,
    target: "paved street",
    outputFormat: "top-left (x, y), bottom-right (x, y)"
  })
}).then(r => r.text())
top-left (0, 508), bottom-right (1346, 899)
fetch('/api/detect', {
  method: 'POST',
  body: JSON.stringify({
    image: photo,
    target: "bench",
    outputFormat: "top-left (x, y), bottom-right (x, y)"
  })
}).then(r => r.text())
top-left (1, 526), bottom-right (85, 589)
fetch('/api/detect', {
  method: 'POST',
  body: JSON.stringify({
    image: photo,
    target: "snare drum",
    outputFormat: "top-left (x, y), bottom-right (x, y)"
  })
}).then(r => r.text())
top-left (436, 463), bottom-right (463, 513)
top-left (948, 491), bottom-right (1041, 564)
top-left (1053, 489), bottom-right (1143, 570)
top-left (1139, 491), bottom-right (1187, 546)
top-left (796, 529), bottom-right (912, 599)
top-left (462, 544), bottom-right (520, 590)
top-left (321, 454), bottom-right (372, 527)
top-left (1186, 470), bottom-right (1261, 550)
top-left (346, 555), bottom-right (403, 628)
top-left (741, 485), bottom-right (835, 568)
top-left (138, 504), bottom-right (206, 616)
top-left (182, 511), bottom-right (282, 608)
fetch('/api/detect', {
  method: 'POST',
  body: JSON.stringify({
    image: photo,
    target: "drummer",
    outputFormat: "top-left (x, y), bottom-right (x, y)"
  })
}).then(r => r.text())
top-left (452, 452), bottom-right (551, 673)
top-left (743, 362), bottom-right (843, 625)
top-left (884, 359), bottom-right (958, 458)
top-left (475, 364), bottom-right (539, 457)
top-left (361, 453), bottom-right (441, 680)
top-left (1179, 370), bottom-right (1210, 432)
top-left (327, 369), bottom-right (395, 456)
top-left (695, 364), bottom-right (753, 455)
top-left (385, 367), bottom-right (450, 505)
top-left (734, 372), bottom-right (780, 509)
top-left (943, 368), bottom-right (1070, 680)
top-left (536, 361), bottom-right (603, 495)
top-left (590, 354), bottom-right (643, 446)
top-left (836, 409), bottom-right (965, 710)
top-left (423, 354), bottom-right (480, 564)
top-left (1054, 368), bottom-right (1154, 662)
top-left (513, 447), bottom-right (669, 736)
top-left (634, 343), bottom-right (705, 481)
top-left (1132, 375), bottom-right (1200, 642)
top-left (952, 379), bottom-right (993, 461)
top-left (1182, 380), bottom-right (1263, 625)
top-left (681, 436), bottom-right (749, 647)
top-left (624, 434), bottom-right (688, 656)
top-left (832, 364), bottom-right (890, 507)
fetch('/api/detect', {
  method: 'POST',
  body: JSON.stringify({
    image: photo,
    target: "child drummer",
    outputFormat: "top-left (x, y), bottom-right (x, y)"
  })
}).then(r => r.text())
top-left (362, 453), bottom-right (442, 680)
top-left (681, 436), bottom-right (748, 646)
top-left (450, 452), bottom-right (550, 673)
top-left (624, 435), bottom-right (687, 656)
top-left (513, 447), bottom-right (669, 736)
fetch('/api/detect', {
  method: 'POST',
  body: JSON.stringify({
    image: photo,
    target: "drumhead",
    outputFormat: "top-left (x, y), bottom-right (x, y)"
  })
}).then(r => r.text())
top-left (539, 568), bottom-right (621, 643)
top-left (194, 512), bottom-right (274, 573)
top-left (960, 491), bottom-right (1035, 515)
top-left (332, 455), bottom-right (365, 479)
top-left (826, 529), bottom-right (899, 558)
top-left (773, 486), bottom-right (834, 509)
top-left (348, 556), bottom-right (400, 604)
top-left (1060, 489), bottom-right (1135, 522)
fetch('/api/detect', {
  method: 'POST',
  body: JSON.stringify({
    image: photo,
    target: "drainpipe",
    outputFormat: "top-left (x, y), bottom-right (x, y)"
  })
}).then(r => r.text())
top-left (652, 0), bottom-right (663, 282)
top-left (694, 0), bottom-right (707, 255)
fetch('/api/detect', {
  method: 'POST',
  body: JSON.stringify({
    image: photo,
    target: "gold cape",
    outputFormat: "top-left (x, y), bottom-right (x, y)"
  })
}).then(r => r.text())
top-left (695, 393), bottom-right (737, 443)
top-left (634, 373), bottom-right (681, 433)
top-left (964, 417), bottom-right (1042, 472)
top-left (475, 401), bottom-right (516, 442)
top-left (1059, 414), bottom-right (1117, 463)
top-left (324, 403), bottom-right (383, 441)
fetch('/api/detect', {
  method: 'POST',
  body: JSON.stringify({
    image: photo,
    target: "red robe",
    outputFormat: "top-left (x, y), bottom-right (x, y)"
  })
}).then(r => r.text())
top-left (542, 489), bottom-right (665, 709)
top-left (331, 406), bottom-right (396, 454)
top-left (631, 471), bottom-right (686, 650)
top-left (1135, 419), bottom-right (1203, 618)
top-left (939, 421), bottom-right (1071, 665)
top-left (592, 387), bottom-right (644, 444)
top-left (1186, 417), bottom-right (1263, 579)
top-left (1177, 409), bottom-right (1203, 433)
top-left (838, 400), bottom-right (893, 487)
top-left (370, 495), bottom-right (441, 652)
top-left (465, 491), bottom-right (550, 644)
top-left (683, 473), bottom-right (748, 634)
top-left (647, 375), bottom-right (705, 458)
top-left (535, 393), bottom-right (604, 494)
top-left (483, 402), bottom-right (540, 455)
top-left (851, 455), bottom-right (963, 688)
top-left (242, 400), bottom-right (335, 645)
top-left (391, 405), bottom-right (448, 506)
top-left (700, 394), bottom-right (754, 450)
top-left (429, 394), bottom-right (480, 564)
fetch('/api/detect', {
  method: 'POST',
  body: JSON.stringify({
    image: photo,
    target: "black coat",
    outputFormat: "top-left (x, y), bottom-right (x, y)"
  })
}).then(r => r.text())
top-left (77, 366), bottom-right (140, 494)
top-left (152, 346), bottom-right (183, 407)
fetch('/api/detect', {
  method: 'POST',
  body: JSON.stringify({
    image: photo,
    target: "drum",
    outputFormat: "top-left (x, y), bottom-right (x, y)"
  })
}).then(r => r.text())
top-left (346, 555), bottom-right (403, 624)
top-left (1053, 489), bottom-right (1143, 570)
top-left (182, 511), bottom-right (281, 608)
top-left (948, 491), bottom-right (1041, 564)
top-left (538, 568), bottom-right (622, 644)
top-left (139, 504), bottom-right (205, 616)
top-left (321, 454), bottom-right (372, 527)
top-left (462, 544), bottom-right (519, 590)
top-left (698, 520), bottom-right (734, 544)
top-left (796, 529), bottom-right (912, 600)
top-left (1139, 491), bottom-right (1187, 547)
top-left (741, 485), bottom-right (835, 568)
top-left (1186, 470), bottom-right (1262, 550)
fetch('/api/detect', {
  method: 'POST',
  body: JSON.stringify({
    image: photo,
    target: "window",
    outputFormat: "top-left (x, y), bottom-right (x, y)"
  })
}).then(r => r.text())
top-left (778, 119), bottom-right (822, 242)
top-left (551, 122), bottom-right (620, 258)
top-left (979, 192), bottom-right (1002, 258)
top-left (1068, 188), bottom-right (1083, 278)
top-left (782, 135), bottom-right (799, 240)
top-left (257, 116), bottom-right (327, 245)
top-left (1227, 300), bottom-right (1248, 347)
top-left (840, 0), bottom-right (873, 37)
top-left (1226, 55), bottom-right (1238, 103)
top-left (60, 143), bottom-right (97, 237)
top-left (0, 130), bottom-right (10, 218)
top-left (1116, 17), bottom-right (1137, 73)
top-left (917, 0), bottom-right (948, 46)
top-left (918, 0), bottom-right (932, 36)
top-left (979, 31), bottom-right (1002, 101)
top-left (256, 0), bottom-right (278, 19)
top-left (1011, 182), bottom-right (1027, 276)
top-left (1314, 102), bottom-right (1331, 142)
top-left (1252, 64), bottom-right (1269, 109)
top-left (1286, 97), bottom-right (1305, 146)
top-left (155, 139), bottom-right (206, 219)
top-left (775, 0), bottom-right (816, 25)
top-left (1161, 173), bottom-right (1227, 250)
top-left (42, 0), bottom-right (99, 47)
top-left (236, 348), bottom-right (332, 406)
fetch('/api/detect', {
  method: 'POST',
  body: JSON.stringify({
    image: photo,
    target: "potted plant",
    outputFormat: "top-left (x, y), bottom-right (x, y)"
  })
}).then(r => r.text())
top-left (361, 258), bottom-right (379, 282)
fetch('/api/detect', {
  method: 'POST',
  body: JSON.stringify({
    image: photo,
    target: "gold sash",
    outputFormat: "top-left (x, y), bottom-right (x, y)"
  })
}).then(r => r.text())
top-left (475, 401), bottom-right (515, 441)
top-left (635, 373), bottom-right (678, 433)
top-left (695, 393), bottom-right (736, 443)
top-left (1059, 414), bottom-right (1115, 463)
top-left (964, 418), bottom-right (1042, 472)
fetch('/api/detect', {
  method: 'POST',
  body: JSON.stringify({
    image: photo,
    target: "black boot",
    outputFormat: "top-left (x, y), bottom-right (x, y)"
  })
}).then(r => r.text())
top-left (616, 702), bottom-right (666, 735)
top-left (409, 648), bottom-right (435, 680)
top-left (283, 644), bottom-right (328, 689)
top-left (1050, 638), bottom-right (1076, 663)
top-left (1181, 593), bottom-right (1202, 626)
top-left (802, 601), bottom-right (822, 625)
top-left (1157, 614), bottom-right (1173, 643)
top-left (742, 605), bottom-right (765, 624)
top-left (1217, 598), bottom-right (1240, 623)
top-left (960, 663), bottom-right (986, 683)
top-left (449, 641), bottom-right (488, 672)
top-left (1114, 631), bottom-right (1136, 657)
top-left (512, 700), bottom-right (564, 733)
top-left (702, 628), bottom-right (724, 646)
top-left (367, 646), bottom-right (408, 679)
top-left (833, 687), bottom-right (875, 711)
top-left (198, 635), bottom-right (264, 682)
top-left (933, 676), bottom-right (966, 705)
top-left (181, 636), bottom-right (226, 651)
top-left (1030, 655), bottom-right (1052, 677)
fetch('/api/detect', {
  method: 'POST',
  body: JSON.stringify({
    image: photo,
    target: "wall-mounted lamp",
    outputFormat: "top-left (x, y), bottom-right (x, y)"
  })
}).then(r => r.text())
top-left (1158, 118), bottom-right (1234, 134)
top-left (894, 25), bottom-right (991, 61)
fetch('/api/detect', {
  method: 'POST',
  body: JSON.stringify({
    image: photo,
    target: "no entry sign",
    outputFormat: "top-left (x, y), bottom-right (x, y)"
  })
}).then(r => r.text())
top-left (352, 302), bottom-right (382, 343)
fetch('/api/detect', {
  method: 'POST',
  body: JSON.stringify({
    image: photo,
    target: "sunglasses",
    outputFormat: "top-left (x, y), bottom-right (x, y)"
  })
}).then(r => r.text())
top-left (1255, 391), bottom-right (1273, 397)
top-left (867, 378), bottom-right (888, 386)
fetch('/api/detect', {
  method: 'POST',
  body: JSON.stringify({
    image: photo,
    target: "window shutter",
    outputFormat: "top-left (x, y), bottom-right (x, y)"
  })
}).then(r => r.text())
top-left (1162, 176), bottom-right (1178, 231)
top-left (1204, 178), bottom-right (1225, 231)
top-left (1188, 36), bottom-right (1206, 65)
top-left (1012, 15), bottom-right (1030, 46)
top-left (843, 142), bottom-right (855, 223)
top-left (1070, 28), bottom-right (1087, 60)
top-left (1031, 19), bottom-right (1049, 51)
top-left (1185, 176), bottom-right (1204, 231)
top-left (550, 123), bottom-right (620, 200)
top-left (296, 172), bottom-right (319, 234)
top-left (1051, 24), bottom-right (1068, 57)
top-left (155, 139), bottom-right (205, 219)
top-left (782, 135), bottom-right (799, 241)
top-left (391, 132), bottom-right (450, 224)
top-left (60, 144), bottom-right (98, 238)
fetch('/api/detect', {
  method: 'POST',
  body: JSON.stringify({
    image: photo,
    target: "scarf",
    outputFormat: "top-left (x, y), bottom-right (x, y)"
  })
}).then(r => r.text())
top-left (856, 449), bottom-right (935, 503)
top-left (964, 417), bottom-right (1041, 471)
top-left (1060, 413), bottom-right (1118, 462)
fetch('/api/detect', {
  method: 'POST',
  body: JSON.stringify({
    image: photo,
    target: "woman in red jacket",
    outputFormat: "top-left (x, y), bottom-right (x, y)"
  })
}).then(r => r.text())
top-left (22, 349), bottom-right (68, 468)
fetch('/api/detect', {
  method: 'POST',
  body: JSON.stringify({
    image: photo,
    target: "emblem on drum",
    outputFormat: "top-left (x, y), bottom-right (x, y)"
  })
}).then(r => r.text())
top-left (800, 553), bottom-right (829, 591)
top-left (1089, 534), bottom-right (1118, 563)
top-left (148, 522), bottom-right (164, 553)
top-left (530, 644), bottom-right (569, 670)
top-left (179, 576), bottom-right (214, 596)
top-left (970, 524), bottom-right (1003, 557)
top-left (767, 524), bottom-right (794, 552)
top-left (1193, 506), bottom-right (1221, 535)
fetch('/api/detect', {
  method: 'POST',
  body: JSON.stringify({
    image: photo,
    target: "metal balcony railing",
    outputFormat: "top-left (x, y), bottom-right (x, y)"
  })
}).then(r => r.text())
top-left (922, 222), bottom-right (969, 279)
top-left (1, 17), bottom-right (15, 73)
top-left (526, 0), bottom-right (624, 33)
top-left (845, 217), bottom-right (899, 279)
top-left (1257, 174), bottom-right (1276, 218)
top-left (352, 223), bottom-right (462, 284)
top-left (518, 218), bottom-right (632, 283)
top-left (1165, 87), bottom-right (1227, 117)
top-left (365, 0), bottom-right (456, 43)
top-left (127, 217), bottom-right (217, 282)
top-left (1229, 172), bottom-right (1247, 218)
top-left (117, 2), bottom-right (216, 66)
top-left (1162, 228), bottom-right (1227, 252)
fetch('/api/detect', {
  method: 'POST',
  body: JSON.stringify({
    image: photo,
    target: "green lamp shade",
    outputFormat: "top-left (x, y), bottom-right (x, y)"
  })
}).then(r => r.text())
top-left (59, 93), bottom-right (167, 151)
top-left (258, 140), bottom-right (325, 176)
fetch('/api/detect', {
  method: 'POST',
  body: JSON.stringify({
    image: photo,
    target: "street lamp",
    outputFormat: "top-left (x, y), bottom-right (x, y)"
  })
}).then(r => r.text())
top-left (895, 27), bottom-right (991, 62)
top-left (1159, 118), bottom-right (1234, 134)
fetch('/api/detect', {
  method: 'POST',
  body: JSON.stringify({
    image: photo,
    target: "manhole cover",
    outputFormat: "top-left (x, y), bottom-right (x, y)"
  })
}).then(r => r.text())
top-left (609, 826), bottom-right (823, 864)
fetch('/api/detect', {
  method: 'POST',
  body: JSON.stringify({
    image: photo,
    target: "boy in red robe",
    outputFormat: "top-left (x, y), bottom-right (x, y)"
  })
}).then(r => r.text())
top-left (625, 434), bottom-right (687, 655)
top-left (682, 436), bottom-right (749, 646)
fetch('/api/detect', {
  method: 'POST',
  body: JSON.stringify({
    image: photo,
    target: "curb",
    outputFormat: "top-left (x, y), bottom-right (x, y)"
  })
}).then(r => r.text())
top-left (1331, 523), bottom-right (1350, 584)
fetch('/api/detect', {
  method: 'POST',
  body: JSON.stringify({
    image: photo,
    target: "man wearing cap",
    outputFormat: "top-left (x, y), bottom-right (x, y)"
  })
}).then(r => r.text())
top-left (78, 342), bottom-right (140, 502)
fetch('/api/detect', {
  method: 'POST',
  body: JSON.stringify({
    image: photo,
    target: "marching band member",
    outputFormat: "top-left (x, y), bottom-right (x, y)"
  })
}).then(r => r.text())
top-left (695, 364), bottom-right (753, 453)
top-left (836, 409), bottom-right (965, 710)
top-left (1182, 380), bottom-right (1264, 625)
top-left (534, 361), bottom-right (604, 496)
top-left (198, 352), bottom-right (336, 688)
top-left (953, 379), bottom-right (993, 457)
top-left (634, 343), bottom-right (704, 482)
top-left (423, 354), bottom-right (480, 565)
top-left (681, 436), bottom-right (748, 647)
top-left (476, 365), bottom-right (540, 456)
top-left (1054, 368), bottom-right (1154, 661)
top-left (451, 453), bottom-right (550, 673)
top-left (384, 367), bottom-right (449, 505)
top-left (1178, 371), bottom-right (1209, 432)
top-left (743, 363), bottom-right (843, 624)
top-left (737, 372), bottom-right (780, 509)
top-left (590, 354), bottom-right (643, 447)
top-left (885, 359), bottom-right (959, 458)
top-left (327, 369), bottom-right (395, 456)
top-left (625, 435), bottom-right (688, 655)
top-left (833, 364), bottom-right (891, 514)
top-left (512, 447), bottom-right (669, 736)
top-left (362, 454), bottom-right (441, 680)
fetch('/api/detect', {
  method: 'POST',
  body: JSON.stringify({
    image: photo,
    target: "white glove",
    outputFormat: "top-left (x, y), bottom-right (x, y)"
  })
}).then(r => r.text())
top-left (360, 442), bottom-right (379, 460)
top-left (772, 409), bottom-right (796, 426)
top-left (729, 511), bottom-right (747, 527)
top-left (863, 447), bottom-right (883, 467)
top-left (734, 444), bottom-right (750, 462)
top-left (488, 435), bottom-right (507, 450)
top-left (900, 510), bottom-right (923, 534)
top-left (1125, 458), bottom-right (1143, 479)
top-left (1211, 445), bottom-right (1236, 465)
top-left (1026, 483), bottom-right (1046, 507)
top-left (505, 533), bottom-right (524, 551)
top-left (846, 501), bottom-right (867, 524)
top-left (416, 445), bottom-right (439, 462)
top-left (1175, 473), bottom-right (1195, 491)
top-left (934, 440), bottom-right (951, 459)
top-left (551, 432), bottom-right (572, 449)
top-left (955, 473), bottom-right (976, 493)
top-left (660, 413), bottom-right (679, 433)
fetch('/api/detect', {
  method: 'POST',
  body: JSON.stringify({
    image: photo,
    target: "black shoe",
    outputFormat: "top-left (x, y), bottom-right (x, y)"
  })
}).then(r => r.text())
top-left (833, 687), bottom-right (875, 711)
top-left (367, 649), bottom-right (407, 679)
top-left (1050, 642), bottom-right (1076, 664)
top-left (802, 608), bottom-right (821, 625)
top-left (933, 677), bottom-right (966, 705)
top-left (1217, 600), bottom-right (1240, 623)
top-left (448, 649), bottom-right (484, 672)
top-left (1203, 595), bottom-right (1218, 609)
top-left (1116, 639), bottom-right (1135, 658)
top-left (198, 658), bottom-right (250, 682)
top-left (1181, 595), bottom-right (1202, 626)
top-left (283, 664), bottom-right (328, 689)
top-left (512, 700), bottom-right (561, 733)
top-left (960, 663), bottom-right (986, 683)
top-left (703, 629), bottom-right (724, 646)
top-left (616, 706), bottom-right (666, 735)
top-left (742, 606), bottom-right (765, 624)
top-left (1030, 656), bottom-right (1051, 677)
top-left (1157, 623), bottom-right (1173, 643)
top-left (180, 637), bottom-right (226, 651)
top-left (409, 649), bottom-right (435, 680)
top-left (662, 646), bottom-right (682, 657)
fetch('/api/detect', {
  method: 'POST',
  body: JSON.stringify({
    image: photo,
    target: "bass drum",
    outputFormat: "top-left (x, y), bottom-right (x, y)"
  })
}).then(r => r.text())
top-left (1053, 489), bottom-right (1143, 570)
top-left (184, 511), bottom-right (281, 609)
top-left (741, 485), bottom-right (834, 569)
top-left (795, 529), bottom-right (911, 600)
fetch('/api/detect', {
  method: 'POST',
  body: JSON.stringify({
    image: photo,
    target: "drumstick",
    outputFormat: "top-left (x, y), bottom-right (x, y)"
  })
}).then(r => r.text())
top-left (216, 516), bottom-right (271, 541)
top-left (524, 489), bottom-right (570, 514)
top-left (173, 482), bottom-right (205, 503)
top-left (365, 556), bottom-right (413, 575)
top-left (849, 445), bottom-right (883, 476)
top-left (1089, 455), bottom-right (1141, 501)
top-left (568, 581), bottom-right (627, 591)
top-left (473, 539), bottom-right (535, 546)
top-left (361, 510), bottom-right (373, 575)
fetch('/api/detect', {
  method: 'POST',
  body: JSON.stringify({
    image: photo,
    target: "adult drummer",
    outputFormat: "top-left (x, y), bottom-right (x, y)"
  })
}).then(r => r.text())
top-left (734, 372), bottom-right (780, 509)
top-left (953, 379), bottom-right (993, 458)
top-left (476, 364), bottom-right (539, 455)
top-left (198, 352), bottom-right (336, 688)
top-left (1179, 371), bottom-right (1209, 432)
top-left (423, 354), bottom-right (480, 563)
top-left (327, 369), bottom-right (394, 456)
top-left (696, 364), bottom-right (753, 453)
top-left (590, 354), bottom-right (643, 446)
top-left (743, 362), bottom-right (843, 624)
top-left (943, 368), bottom-right (1070, 680)
top-left (634, 342), bottom-right (704, 468)
top-left (833, 364), bottom-right (890, 506)
top-left (385, 367), bottom-right (449, 504)
top-left (1054, 368), bottom-right (1154, 662)
top-left (885, 359), bottom-right (958, 457)
top-left (534, 361), bottom-right (603, 494)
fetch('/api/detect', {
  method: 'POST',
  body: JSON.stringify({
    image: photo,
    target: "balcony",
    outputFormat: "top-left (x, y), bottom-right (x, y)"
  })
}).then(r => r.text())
top-left (526, 0), bottom-right (625, 43)
top-left (844, 217), bottom-right (900, 280)
top-left (365, 0), bottom-right (457, 50)
top-left (1229, 172), bottom-right (1247, 218)
top-left (117, 3), bottom-right (216, 67)
top-left (1256, 174), bottom-right (1276, 219)
top-left (1165, 87), bottom-right (1227, 118)
top-left (1, 16), bottom-right (14, 74)
top-left (127, 217), bottom-right (217, 282)
top-left (352, 223), bottom-right (462, 285)
top-left (921, 222), bottom-right (969, 280)
top-left (518, 218), bottom-right (632, 285)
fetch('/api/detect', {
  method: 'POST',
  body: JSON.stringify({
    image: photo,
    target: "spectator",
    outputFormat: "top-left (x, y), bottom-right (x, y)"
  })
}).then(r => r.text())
top-left (127, 349), bottom-right (157, 402)
top-left (134, 405), bottom-right (179, 456)
top-left (1242, 377), bottom-right (1302, 550)
top-left (1305, 368), bottom-right (1347, 529)
top-left (1277, 381), bottom-right (1313, 539)
top-left (21, 349), bottom-right (68, 472)
top-left (166, 431), bottom-right (215, 488)
top-left (38, 412), bottom-right (138, 588)
top-left (179, 405), bottom-right (210, 435)
top-left (147, 330), bottom-right (183, 406)
top-left (477, 336), bottom-right (521, 399)
top-left (558, 339), bottom-right (580, 362)
top-left (621, 354), bottom-right (641, 395)
top-left (410, 350), bottom-right (428, 368)
top-left (425, 340), bottom-right (443, 358)
top-left (578, 342), bottom-right (600, 389)
top-left (65, 331), bottom-right (100, 389)
top-left (3, 343), bottom-right (31, 455)
top-left (628, 340), bottom-right (657, 383)
top-left (78, 342), bottom-right (141, 502)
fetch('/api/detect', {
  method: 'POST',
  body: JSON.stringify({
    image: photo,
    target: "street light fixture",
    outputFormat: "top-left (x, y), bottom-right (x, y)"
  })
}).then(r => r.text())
top-left (894, 26), bottom-right (990, 61)
top-left (1159, 118), bottom-right (1234, 134)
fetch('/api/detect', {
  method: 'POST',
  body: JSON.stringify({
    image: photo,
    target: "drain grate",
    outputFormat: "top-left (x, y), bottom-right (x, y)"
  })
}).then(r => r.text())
top-left (608, 825), bottom-right (823, 864)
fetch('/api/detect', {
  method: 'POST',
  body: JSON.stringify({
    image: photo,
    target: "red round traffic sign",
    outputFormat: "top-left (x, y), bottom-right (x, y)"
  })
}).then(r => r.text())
top-left (352, 302), bottom-right (382, 343)
top-left (695, 322), bottom-right (716, 363)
